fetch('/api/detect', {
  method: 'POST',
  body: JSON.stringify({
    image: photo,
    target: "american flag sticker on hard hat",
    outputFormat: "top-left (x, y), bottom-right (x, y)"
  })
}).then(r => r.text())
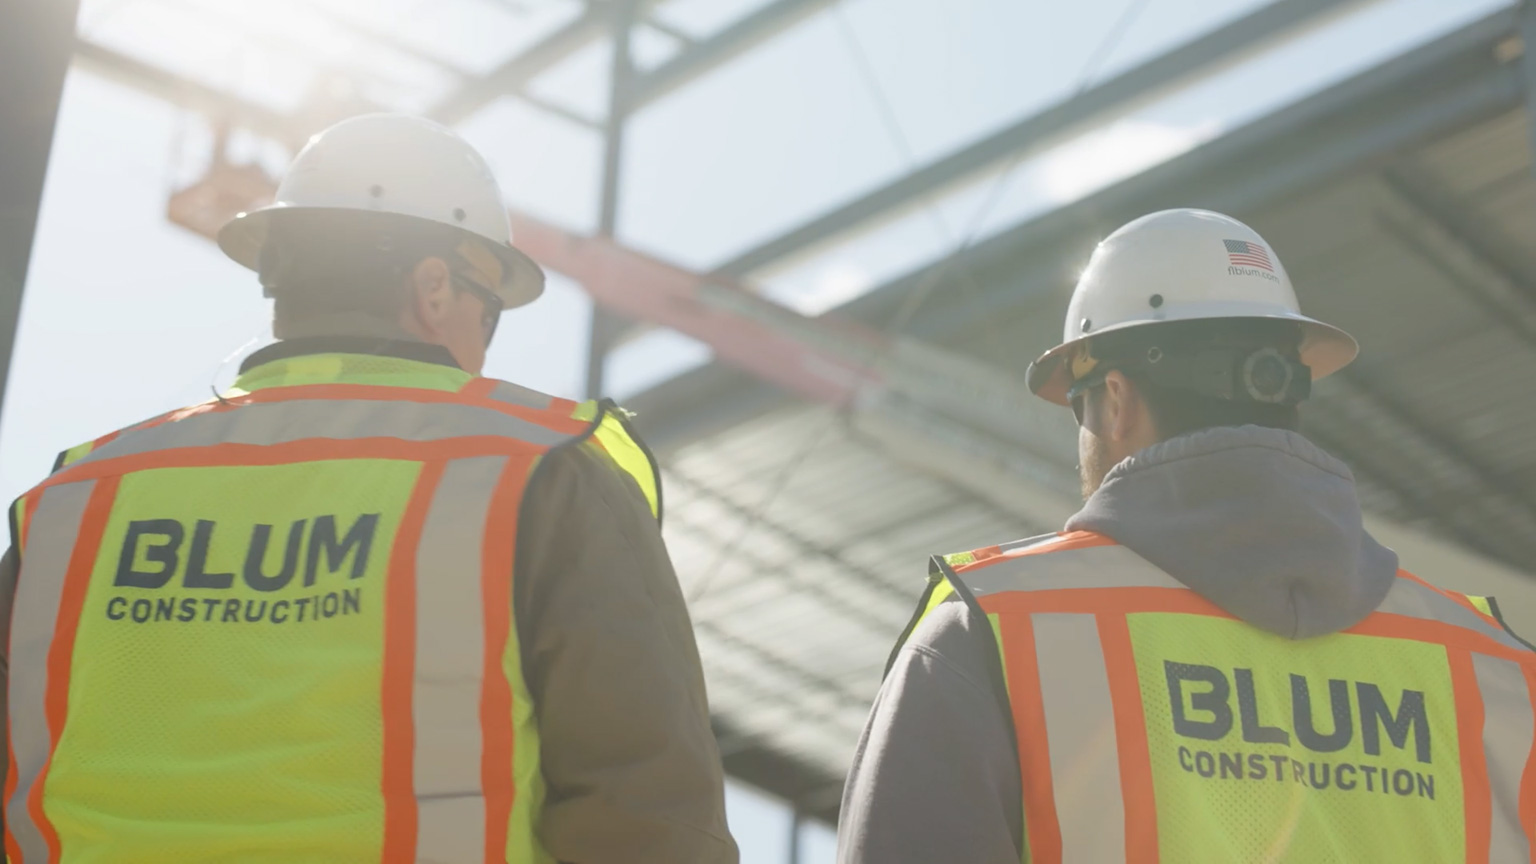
top-left (1224, 239), bottom-right (1274, 272)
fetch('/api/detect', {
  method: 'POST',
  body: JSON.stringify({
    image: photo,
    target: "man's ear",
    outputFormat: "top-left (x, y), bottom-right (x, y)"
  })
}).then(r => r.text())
top-left (406, 256), bottom-right (454, 330)
top-left (1101, 370), bottom-right (1142, 443)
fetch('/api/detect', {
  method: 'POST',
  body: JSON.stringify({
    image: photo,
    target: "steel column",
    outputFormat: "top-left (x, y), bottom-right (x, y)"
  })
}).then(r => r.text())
top-left (586, 0), bottom-right (641, 399)
top-left (0, 0), bottom-right (81, 419)
top-left (788, 807), bottom-right (803, 864)
top-left (1521, 0), bottom-right (1536, 175)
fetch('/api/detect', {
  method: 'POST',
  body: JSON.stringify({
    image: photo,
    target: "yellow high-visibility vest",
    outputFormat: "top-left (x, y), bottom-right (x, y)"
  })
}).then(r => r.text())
top-left (5, 351), bottom-right (659, 864)
top-left (896, 531), bottom-right (1536, 863)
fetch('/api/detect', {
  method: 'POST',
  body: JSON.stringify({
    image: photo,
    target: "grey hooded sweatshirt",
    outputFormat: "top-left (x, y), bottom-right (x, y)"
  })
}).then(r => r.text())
top-left (836, 426), bottom-right (1400, 864)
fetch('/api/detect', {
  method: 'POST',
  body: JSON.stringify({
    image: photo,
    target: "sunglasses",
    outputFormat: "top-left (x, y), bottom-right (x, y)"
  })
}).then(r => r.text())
top-left (1067, 368), bottom-right (1110, 426)
top-left (452, 272), bottom-right (504, 347)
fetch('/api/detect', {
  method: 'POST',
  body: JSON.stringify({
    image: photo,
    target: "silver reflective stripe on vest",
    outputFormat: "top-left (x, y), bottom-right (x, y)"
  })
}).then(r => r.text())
top-left (64, 399), bottom-right (571, 470)
top-left (960, 544), bottom-right (1536, 862)
top-left (1032, 613), bottom-right (1125, 863)
top-left (413, 456), bottom-right (508, 863)
top-left (482, 381), bottom-right (555, 411)
top-left (963, 544), bottom-right (1183, 598)
top-left (1376, 578), bottom-right (1527, 653)
top-left (8, 481), bottom-right (96, 863)
top-left (994, 533), bottom-right (1061, 555)
top-left (1472, 652), bottom-right (1534, 862)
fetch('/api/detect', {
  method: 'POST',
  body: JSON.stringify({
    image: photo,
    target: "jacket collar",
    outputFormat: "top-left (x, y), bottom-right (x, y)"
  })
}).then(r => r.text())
top-left (234, 338), bottom-right (470, 394)
top-left (239, 337), bottom-right (460, 373)
top-left (1064, 425), bottom-right (1396, 639)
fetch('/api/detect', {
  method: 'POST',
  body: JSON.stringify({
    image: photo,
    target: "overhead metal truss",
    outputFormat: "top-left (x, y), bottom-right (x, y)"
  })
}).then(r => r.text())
top-left (5, 0), bottom-right (1535, 826)
top-left (430, 1), bottom-right (622, 125)
top-left (713, 0), bottom-right (1379, 277)
top-left (628, 0), bottom-right (837, 110)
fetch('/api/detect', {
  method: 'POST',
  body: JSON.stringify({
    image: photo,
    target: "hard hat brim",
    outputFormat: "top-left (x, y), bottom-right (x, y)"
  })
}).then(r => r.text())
top-left (218, 205), bottom-right (546, 310)
top-left (1026, 311), bottom-right (1359, 406)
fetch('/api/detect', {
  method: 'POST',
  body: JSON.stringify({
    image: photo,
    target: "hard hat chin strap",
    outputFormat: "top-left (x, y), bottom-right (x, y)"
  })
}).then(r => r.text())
top-left (1067, 345), bottom-right (1311, 406)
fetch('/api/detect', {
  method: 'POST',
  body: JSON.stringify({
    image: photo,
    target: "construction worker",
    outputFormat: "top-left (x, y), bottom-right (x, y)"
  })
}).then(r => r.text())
top-left (837, 209), bottom-right (1536, 863)
top-left (0, 114), bottom-right (738, 864)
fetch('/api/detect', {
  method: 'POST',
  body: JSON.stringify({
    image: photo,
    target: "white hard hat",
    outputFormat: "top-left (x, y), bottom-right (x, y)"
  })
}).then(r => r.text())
top-left (1026, 208), bottom-right (1357, 405)
top-left (218, 113), bottom-right (544, 309)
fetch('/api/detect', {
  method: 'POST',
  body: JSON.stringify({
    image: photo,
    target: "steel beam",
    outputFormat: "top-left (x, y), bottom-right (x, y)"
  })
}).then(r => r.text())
top-left (73, 39), bottom-right (301, 143)
top-left (431, 3), bottom-right (615, 125)
top-left (857, 7), bottom-right (1520, 342)
top-left (0, 0), bottom-right (81, 419)
top-left (641, 15), bottom-right (695, 47)
top-left (713, 0), bottom-right (1375, 277)
top-left (628, 0), bottom-right (837, 110)
top-left (615, 7), bottom-right (1536, 577)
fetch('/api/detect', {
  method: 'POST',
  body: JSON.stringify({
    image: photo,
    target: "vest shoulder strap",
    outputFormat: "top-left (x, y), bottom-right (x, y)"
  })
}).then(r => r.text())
top-left (887, 532), bottom-right (1125, 677)
top-left (1468, 594), bottom-right (1536, 652)
top-left (460, 377), bottom-right (660, 521)
top-left (1383, 571), bottom-right (1536, 656)
top-left (52, 405), bottom-right (187, 473)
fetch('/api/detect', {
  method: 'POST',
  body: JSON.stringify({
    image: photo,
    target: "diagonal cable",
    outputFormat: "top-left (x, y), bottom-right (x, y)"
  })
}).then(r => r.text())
top-left (687, 0), bottom-right (1153, 603)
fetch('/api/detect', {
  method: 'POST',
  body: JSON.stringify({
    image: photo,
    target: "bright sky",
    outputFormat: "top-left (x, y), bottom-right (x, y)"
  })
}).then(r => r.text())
top-left (0, 0), bottom-right (1514, 857)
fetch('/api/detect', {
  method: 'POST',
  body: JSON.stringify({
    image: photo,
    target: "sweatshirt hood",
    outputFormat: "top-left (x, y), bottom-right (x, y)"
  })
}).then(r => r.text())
top-left (1065, 425), bottom-right (1397, 639)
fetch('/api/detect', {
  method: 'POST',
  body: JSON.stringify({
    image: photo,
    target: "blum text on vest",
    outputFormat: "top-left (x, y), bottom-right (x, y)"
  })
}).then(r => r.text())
top-left (1165, 660), bottom-right (1436, 799)
top-left (106, 514), bottom-right (378, 625)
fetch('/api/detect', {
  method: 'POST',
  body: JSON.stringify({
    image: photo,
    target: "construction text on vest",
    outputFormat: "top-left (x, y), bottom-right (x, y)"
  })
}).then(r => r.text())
top-left (106, 514), bottom-right (380, 626)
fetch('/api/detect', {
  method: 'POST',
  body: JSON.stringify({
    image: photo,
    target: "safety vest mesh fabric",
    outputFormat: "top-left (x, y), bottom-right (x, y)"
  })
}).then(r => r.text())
top-left (5, 353), bottom-right (659, 864)
top-left (902, 532), bottom-right (1536, 864)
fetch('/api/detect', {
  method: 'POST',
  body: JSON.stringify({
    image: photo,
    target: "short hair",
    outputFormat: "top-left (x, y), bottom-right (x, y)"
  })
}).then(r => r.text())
top-left (1085, 318), bottom-right (1303, 439)
top-left (259, 210), bottom-right (461, 330)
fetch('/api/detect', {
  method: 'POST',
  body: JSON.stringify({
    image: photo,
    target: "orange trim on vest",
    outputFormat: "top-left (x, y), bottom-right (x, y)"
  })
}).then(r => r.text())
top-left (457, 378), bottom-right (498, 399)
top-left (981, 586), bottom-right (1533, 664)
top-left (1520, 664), bottom-right (1536, 862)
top-left (20, 488), bottom-right (42, 551)
top-left (981, 587), bottom-right (1228, 619)
top-left (381, 462), bottom-right (446, 862)
top-left (1098, 613), bottom-right (1159, 863)
top-left (1351, 615), bottom-right (1533, 666)
top-left (956, 531), bottom-right (1116, 574)
top-left (158, 385), bottom-right (589, 436)
top-left (1449, 648), bottom-right (1492, 863)
top-left (973, 557), bottom-right (1536, 864)
top-left (12, 387), bottom-right (591, 862)
top-left (481, 454), bottom-right (534, 864)
top-left (31, 477), bottom-right (121, 864)
top-left (994, 612), bottom-right (1063, 864)
top-left (968, 545), bottom-right (1004, 564)
top-left (1400, 570), bottom-right (1503, 628)
top-left (3, 747), bottom-right (17, 864)
top-left (40, 438), bottom-right (551, 490)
